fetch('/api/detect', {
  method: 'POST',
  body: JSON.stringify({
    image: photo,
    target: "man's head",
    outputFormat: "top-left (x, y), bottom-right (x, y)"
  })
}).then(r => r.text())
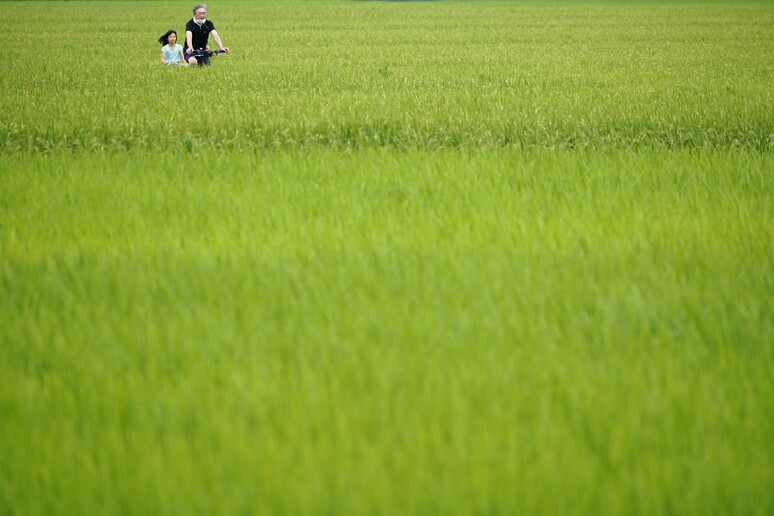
top-left (193, 4), bottom-right (207, 18)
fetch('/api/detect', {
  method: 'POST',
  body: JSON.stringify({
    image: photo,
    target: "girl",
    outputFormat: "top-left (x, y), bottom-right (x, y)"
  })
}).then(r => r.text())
top-left (158, 30), bottom-right (186, 66)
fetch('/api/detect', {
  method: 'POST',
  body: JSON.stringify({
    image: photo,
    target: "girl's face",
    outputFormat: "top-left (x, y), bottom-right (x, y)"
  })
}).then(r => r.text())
top-left (168, 33), bottom-right (177, 45)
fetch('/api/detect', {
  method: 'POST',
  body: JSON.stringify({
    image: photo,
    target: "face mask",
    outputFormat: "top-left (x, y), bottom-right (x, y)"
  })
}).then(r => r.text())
top-left (194, 17), bottom-right (206, 25)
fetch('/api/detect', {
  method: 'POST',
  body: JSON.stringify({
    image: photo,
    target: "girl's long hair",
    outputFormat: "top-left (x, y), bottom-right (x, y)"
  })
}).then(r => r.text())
top-left (158, 30), bottom-right (177, 46)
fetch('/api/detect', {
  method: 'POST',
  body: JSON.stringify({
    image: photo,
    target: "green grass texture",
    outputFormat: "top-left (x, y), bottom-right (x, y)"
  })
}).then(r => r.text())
top-left (2, 149), bottom-right (772, 514)
top-left (1, 0), bottom-right (773, 151)
top-left (1, 0), bottom-right (773, 514)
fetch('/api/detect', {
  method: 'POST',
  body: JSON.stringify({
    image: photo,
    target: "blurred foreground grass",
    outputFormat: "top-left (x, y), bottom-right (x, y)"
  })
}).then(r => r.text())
top-left (1, 149), bottom-right (772, 513)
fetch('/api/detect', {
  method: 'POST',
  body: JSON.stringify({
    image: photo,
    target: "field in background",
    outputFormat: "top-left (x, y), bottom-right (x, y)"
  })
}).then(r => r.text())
top-left (2, 0), bottom-right (773, 151)
top-left (1, 1), bottom-right (773, 514)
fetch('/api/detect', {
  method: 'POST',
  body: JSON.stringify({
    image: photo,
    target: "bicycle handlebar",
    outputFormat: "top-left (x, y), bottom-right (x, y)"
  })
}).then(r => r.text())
top-left (191, 48), bottom-right (227, 57)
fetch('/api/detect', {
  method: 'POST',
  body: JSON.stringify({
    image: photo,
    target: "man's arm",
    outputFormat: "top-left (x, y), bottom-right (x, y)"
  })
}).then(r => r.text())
top-left (186, 30), bottom-right (194, 52)
top-left (210, 30), bottom-right (229, 53)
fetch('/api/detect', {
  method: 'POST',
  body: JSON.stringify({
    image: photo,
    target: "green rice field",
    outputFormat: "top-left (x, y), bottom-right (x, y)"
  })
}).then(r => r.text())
top-left (1, 1), bottom-right (773, 514)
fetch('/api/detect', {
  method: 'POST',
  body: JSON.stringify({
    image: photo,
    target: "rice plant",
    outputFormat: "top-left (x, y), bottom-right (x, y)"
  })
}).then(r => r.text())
top-left (1, 1), bottom-right (772, 514)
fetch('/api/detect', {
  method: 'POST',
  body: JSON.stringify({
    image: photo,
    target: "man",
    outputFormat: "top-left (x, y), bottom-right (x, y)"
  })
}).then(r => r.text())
top-left (185, 4), bottom-right (230, 66)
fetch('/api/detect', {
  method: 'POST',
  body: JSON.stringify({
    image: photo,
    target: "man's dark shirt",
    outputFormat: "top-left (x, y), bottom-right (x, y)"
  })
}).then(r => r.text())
top-left (186, 19), bottom-right (216, 50)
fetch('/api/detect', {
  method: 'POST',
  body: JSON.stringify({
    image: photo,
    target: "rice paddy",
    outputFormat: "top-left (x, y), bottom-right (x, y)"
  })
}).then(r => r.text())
top-left (1, 1), bottom-right (772, 513)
